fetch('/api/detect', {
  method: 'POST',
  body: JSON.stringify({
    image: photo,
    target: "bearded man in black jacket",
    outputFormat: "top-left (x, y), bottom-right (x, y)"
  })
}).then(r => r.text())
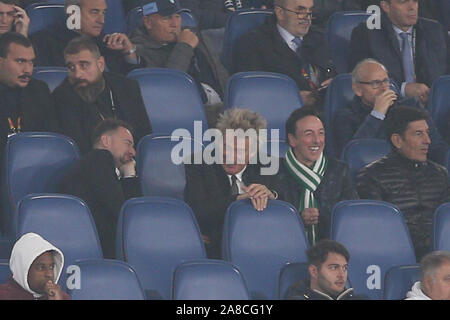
top-left (356, 106), bottom-right (450, 260)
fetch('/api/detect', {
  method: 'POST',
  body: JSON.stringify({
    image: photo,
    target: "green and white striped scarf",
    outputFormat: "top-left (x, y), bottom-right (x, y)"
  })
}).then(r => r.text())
top-left (285, 147), bottom-right (327, 246)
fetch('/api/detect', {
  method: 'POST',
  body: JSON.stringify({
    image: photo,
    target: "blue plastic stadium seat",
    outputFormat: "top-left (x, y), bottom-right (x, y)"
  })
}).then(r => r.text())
top-left (278, 262), bottom-right (309, 299)
top-left (0, 259), bottom-right (10, 285)
top-left (1, 132), bottom-right (80, 237)
top-left (26, 3), bottom-right (66, 36)
top-left (103, 0), bottom-right (127, 34)
top-left (16, 194), bottom-right (103, 289)
top-left (331, 200), bottom-right (417, 300)
top-left (326, 11), bottom-right (371, 74)
top-left (221, 9), bottom-right (273, 73)
top-left (222, 200), bottom-right (309, 300)
top-left (341, 138), bottom-right (391, 184)
top-left (68, 259), bottom-right (146, 300)
top-left (32, 67), bottom-right (68, 92)
top-left (117, 197), bottom-right (206, 299)
top-left (432, 203), bottom-right (450, 251)
top-left (383, 265), bottom-right (421, 300)
top-left (172, 259), bottom-right (250, 300)
top-left (427, 76), bottom-right (450, 140)
top-left (224, 72), bottom-right (303, 140)
top-left (127, 68), bottom-right (208, 137)
top-left (136, 134), bottom-right (203, 199)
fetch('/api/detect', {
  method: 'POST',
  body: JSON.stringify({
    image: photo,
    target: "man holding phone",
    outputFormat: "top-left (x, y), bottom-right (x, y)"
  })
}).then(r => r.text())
top-left (0, 0), bottom-right (29, 37)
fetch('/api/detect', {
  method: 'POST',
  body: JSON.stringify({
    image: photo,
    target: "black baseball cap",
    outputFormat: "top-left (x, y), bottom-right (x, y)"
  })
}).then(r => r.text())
top-left (140, 0), bottom-right (185, 16)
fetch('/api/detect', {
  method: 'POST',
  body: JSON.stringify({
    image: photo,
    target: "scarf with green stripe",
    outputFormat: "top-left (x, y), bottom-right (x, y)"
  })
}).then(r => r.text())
top-left (285, 147), bottom-right (327, 246)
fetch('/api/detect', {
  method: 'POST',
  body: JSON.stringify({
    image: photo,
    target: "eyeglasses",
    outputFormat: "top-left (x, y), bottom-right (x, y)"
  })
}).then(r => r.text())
top-left (357, 78), bottom-right (391, 89)
top-left (276, 5), bottom-right (313, 19)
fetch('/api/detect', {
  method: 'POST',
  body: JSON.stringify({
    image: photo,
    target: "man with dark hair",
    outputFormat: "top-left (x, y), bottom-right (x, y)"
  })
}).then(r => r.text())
top-left (0, 0), bottom-right (29, 36)
top-left (31, 0), bottom-right (140, 74)
top-left (53, 36), bottom-right (151, 154)
top-left (234, 0), bottom-right (335, 108)
top-left (0, 32), bottom-right (57, 154)
top-left (277, 107), bottom-right (357, 245)
top-left (58, 119), bottom-right (141, 259)
top-left (356, 106), bottom-right (450, 260)
top-left (349, 0), bottom-right (449, 105)
top-left (285, 239), bottom-right (363, 300)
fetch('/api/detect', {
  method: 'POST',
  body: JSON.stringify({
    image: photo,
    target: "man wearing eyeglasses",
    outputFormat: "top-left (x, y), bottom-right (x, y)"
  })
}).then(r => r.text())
top-left (333, 59), bottom-right (448, 164)
top-left (349, 0), bottom-right (449, 106)
top-left (234, 0), bottom-right (334, 109)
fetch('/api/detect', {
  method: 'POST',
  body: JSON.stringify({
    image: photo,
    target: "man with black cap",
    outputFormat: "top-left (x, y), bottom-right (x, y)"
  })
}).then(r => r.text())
top-left (130, 0), bottom-right (228, 123)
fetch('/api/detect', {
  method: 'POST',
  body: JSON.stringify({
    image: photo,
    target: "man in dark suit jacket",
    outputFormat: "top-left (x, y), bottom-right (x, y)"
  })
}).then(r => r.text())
top-left (184, 108), bottom-right (280, 259)
top-left (0, 32), bottom-right (57, 154)
top-left (58, 119), bottom-right (141, 259)
top-left (234, 0), bottom-right (334, 108)
top-left (349, 0), bottom-right (450, 106)
top-left (52, 36), bottom-right (152, 154)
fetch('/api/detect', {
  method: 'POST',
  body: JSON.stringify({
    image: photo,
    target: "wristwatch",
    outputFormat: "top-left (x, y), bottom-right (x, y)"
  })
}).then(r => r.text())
top-left (123, 45), bottom-right (137, 56)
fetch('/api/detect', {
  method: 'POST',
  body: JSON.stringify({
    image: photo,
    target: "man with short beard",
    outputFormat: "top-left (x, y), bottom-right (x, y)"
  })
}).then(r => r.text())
top-left (52, 36), bottom-right (151, 154)
top-left (58, 119), bottom-right (142, 259)
top-left (0, 32), bottom-right (57, 156)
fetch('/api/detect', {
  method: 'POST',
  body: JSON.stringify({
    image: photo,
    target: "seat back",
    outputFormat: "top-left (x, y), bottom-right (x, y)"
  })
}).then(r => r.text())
top-left (32, 67), bottom-right (68, 92)
top-left (278, 262), bottom-right (309, 299)
top-left (26, 3), bottom-right (66, 36)
top-left (117, 197), bottom-right (206, 299)
top-left (68, 259), bottom-right (146, 300)
top-left (224, 71), bottom-right (303, 140)
top-left (1, 132), bottom-right (80, 236)
top-left (432, 203), bottom-right (450, 251)
top-left (427, 75), bottom-right (450, 140)
top-left (222, 200), bottom-right (309, 299)
top-left (103, 0), bottom-right (127, 34)
top-left (221, 9), bottom-right (273, 72)
top-left (326, 11), bottom-right (371, 74)
top-left (127, 68), bottom-right (208, 137)
top-left (136, 135), bottom-right (203, 199)
top-left (331, 200), bottom-right (417, 300)
top-left (173, 259), bottom-right (250, 300)
top-left (16, 194), bottom-right (103, 288)
top-left (383, 265), bottom-right (421, 300)
top-left (0, 259), bottom-right (10, 285)
top-left (341, 139), bottom-right (391, 183)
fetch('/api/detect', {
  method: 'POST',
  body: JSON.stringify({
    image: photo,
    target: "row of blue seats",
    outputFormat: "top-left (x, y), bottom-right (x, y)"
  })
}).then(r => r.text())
top-left (0, 194), bottom-right (447, 300)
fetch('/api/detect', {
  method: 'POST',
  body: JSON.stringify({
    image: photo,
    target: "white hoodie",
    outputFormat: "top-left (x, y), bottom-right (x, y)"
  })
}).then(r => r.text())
top-left (9, 233), bottom-right (64, 299)
top-left (405, 281), bottom-right (432, 300)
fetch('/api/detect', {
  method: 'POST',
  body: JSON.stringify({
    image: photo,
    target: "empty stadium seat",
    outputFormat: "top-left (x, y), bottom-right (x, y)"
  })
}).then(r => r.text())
top-left (383, 265), bottom-right (421, 300)
top-left (427, 75), bottom-right (450, 140)
top-left (326, 11), bottom-right (371, 74)
top-left (331, 200), bottom-right (417, 300)
top-left (436, 0), bottom-right (450, 31)
top-left (68, 259), bottom-right (146, 300)
top-left (432, 203), bottom-right (450, 251)
top-left (0, 259), bottom-right (10, 285)
top-left (222, 200), bottom-right (309, 299)
top-left (278, 262), bottom-right (309, 299)
top-left (136, 134), bottom-right (203, 199)
top-left (127, 68), bottom-right (208, 137)
top-left (221, 9), bottom-right (273, 73)
top-left (26, 3), bottom-right (66, 36)
top-left (1, 132), bottom-right (80, 237)
top-left (117, 197), bottom-right (206, 299)
top-left (16, 194), bottom-right (103, 288)
top-left (172, 260), bottom-right (250, 300)
top-left (341, 138), bottom-right (390, 183)
top-left (224, 72), bottom-right (303, 140)
top-left (32, 67), bottom-right (68, 92)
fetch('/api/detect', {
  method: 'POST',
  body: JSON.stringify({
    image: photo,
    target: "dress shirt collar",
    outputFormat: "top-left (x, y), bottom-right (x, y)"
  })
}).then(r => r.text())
top-left (276, 23), bottom-right (302, 51)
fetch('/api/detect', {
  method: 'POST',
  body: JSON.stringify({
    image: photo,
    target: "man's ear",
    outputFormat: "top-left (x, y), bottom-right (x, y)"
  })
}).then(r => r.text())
top-left (97, 56), bottom-right (106, 73)
top-left (380, 0), bottom-right (390, 14)
top-left (274, 5), bottom-right (284, 22)
top-left (352, 82), bottom-right (362, 97)
top-left (287, 133), bottom-right (296, 148)
top-left (309, 264), bottom-right (318, 280)
top-left (100, 134), bottom-right (111, 148)
top-left (143, 15), bottom-right (152, 31)
top-left (390, 133), bottom-right (403, 149)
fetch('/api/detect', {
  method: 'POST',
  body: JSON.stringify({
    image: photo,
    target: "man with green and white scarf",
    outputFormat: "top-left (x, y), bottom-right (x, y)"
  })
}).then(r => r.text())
top-left (277, 107), bottom-right (358, 245)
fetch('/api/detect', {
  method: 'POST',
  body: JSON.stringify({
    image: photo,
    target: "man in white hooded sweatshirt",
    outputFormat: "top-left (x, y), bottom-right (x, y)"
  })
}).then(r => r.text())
top-left (406, 251), bottom-right (450, 300)
top-left (0, 233), bottom-right (70, 300)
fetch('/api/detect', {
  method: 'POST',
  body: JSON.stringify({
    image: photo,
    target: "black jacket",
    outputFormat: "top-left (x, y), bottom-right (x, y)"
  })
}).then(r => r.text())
top-left (52, 71), bottom-right (152, 154)
top-left (234, 16), bottom-right (334, 91)
top-left (276, 157), bottom-right (358, 239)
top-left (356, 150), bottom-right (450, 260)
top-left (349, 14), bottom-right (450, 88)
top-left (184, 161), bottom-right (280, 259)
top-left (58, 149), bottom-right (142, 259)
top-left (31, 27), bottom-right (139, 75)
top-left (0, 79), bottom-right (58, 157)
top-left (285, 280), bottom-right (362, 300)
